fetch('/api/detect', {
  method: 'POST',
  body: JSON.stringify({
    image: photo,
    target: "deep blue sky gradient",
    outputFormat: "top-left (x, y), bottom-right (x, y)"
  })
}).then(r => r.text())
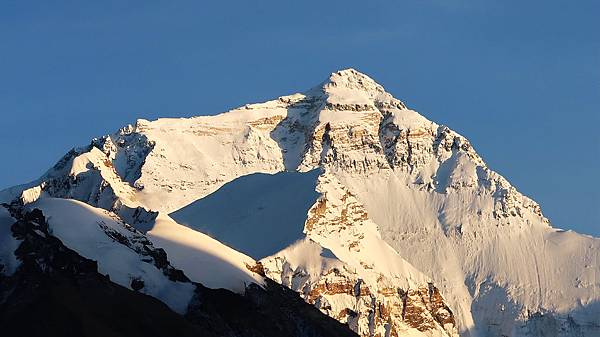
top-left (1, 1), bottom-right (598, 236)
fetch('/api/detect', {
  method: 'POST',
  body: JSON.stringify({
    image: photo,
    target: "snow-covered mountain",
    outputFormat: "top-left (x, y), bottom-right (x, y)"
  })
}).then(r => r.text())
top-left (1, 69), bottom-right (598, 337)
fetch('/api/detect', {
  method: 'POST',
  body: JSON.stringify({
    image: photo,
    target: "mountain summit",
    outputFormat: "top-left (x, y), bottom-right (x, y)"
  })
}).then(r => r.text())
top-left (1, 69), bottom-right (598, 337)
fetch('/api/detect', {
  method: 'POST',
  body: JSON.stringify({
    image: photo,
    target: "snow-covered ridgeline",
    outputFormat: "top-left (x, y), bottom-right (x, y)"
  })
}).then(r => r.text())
top-left (27, 198), bottom-right (196, 313)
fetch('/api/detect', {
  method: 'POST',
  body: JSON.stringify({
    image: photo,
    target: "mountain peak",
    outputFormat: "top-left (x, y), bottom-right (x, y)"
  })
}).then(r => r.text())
top-left (323, 68), bottom-right (381, 91)
top-left (308, 68), bottom-right (400, 110)
top-left (328, 68), bottom-right (371, 81)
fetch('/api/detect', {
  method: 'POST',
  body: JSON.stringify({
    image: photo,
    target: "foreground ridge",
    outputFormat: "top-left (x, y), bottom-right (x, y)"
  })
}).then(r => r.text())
top-left (0, 203), bottom-right (357, 337)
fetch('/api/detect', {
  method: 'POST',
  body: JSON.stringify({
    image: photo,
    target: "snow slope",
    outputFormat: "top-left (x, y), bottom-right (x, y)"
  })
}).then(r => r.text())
top-left (171, 170), bottom-right (321, 259)
top-left (28, 198), bottom-right (195, 313)
top-left (28, 197), bottom-right (265, 295)
top-left (24, 198), bottom-right (264, 311)
top-left (338, 172), bottom-right (600, 336)
top-left (146, 213), bottom-right (264, 292)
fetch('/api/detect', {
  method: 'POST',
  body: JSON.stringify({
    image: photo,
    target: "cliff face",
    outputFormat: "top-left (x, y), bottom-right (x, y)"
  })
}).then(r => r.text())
top-left (260, 173), bottom-right (458, 337)
top-left (1, 69), bottom-right (598, 337)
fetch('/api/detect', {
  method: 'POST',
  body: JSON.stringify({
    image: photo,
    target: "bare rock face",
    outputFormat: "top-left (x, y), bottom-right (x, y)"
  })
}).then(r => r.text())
top-left (262, 255), bottom-right (458, 337)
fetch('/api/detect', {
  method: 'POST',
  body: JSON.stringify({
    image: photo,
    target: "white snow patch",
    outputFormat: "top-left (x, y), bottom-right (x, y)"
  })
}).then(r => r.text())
top-left (268, 238), bottom-right (344, 280)
top-left (392, 109), bottom-right (436, 130)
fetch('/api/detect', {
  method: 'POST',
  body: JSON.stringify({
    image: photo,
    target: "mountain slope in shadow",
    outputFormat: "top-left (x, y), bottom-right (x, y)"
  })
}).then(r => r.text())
top-left (171, 170), bottom-right (321, 260)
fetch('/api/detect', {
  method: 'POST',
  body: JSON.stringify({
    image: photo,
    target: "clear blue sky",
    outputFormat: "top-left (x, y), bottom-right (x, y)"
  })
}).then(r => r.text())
top-left (1, 1), bottom-right (598, 236)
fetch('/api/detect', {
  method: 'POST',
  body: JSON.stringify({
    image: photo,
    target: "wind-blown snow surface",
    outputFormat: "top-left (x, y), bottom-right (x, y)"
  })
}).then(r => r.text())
top-left (1, 68), bottom-right (598, 337)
